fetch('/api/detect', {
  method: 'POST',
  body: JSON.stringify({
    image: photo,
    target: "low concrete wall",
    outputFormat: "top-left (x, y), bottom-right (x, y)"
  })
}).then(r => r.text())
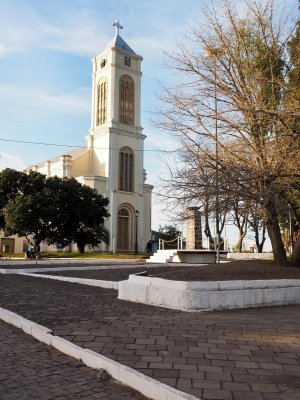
top-left (227, 252), bottom-right (273, 260)
top-left (118, 275), bottom-right (300, 311)
top-left (174, 250), bottom-right (216, 264)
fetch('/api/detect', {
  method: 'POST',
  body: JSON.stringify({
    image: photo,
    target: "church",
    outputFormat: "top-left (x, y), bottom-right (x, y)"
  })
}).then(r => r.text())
top-left (22, 21), bottom-right (153, 254)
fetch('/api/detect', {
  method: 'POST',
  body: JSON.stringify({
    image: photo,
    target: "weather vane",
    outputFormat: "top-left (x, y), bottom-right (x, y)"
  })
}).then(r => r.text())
top-left (112, 20), bottom-right (123, 36)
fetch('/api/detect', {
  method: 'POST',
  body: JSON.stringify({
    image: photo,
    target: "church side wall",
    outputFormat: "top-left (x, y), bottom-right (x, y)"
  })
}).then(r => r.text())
top-left (92, 134), bottom-right (110, 177)
top-left (71, 152), bottom-right (90, 178)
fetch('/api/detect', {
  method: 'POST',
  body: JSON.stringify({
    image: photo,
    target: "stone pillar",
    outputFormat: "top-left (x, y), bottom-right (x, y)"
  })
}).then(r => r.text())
top-left (186, 207), bottom-right (203, 250)
top-left (60, 155), bottom-right (72, 178)
top-left (45, 161), bottom-right (51, 177)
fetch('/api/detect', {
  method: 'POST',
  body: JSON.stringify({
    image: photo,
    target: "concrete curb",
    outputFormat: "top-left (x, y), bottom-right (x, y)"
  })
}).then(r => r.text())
top-left (0, 264), bottom-right (146, 274)
top-left (0, 263), bottom-right (167, 275)
top-left (0, 258), bottom-right (145, 266)
top-left (119, 275), bottom-right (300, 312)
top-left (0, 307), bottom-right (53, 345)
top-left (0, 307), bottom-right (199, 400)
top-left (20, 272), bottom-right (119, 290)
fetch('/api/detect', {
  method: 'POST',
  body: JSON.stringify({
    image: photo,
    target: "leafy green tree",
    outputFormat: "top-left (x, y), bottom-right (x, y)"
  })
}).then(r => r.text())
top-left (3, 172), bottom-right (52, 245)
top-left (45, 177), bottom-right (110, 253)
top-left (3, 171), bottom-right (110, 253)
top-left (0, 168), bottom-right (27, 230)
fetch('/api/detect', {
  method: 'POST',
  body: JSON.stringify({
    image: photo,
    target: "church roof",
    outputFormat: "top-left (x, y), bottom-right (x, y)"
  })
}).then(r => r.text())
top-left (26, 147), bottom-right (87, 170)
top-left (105, 34), bottom-right (136, 55)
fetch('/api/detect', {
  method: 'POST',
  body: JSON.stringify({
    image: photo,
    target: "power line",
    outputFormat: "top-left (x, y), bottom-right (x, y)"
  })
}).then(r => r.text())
top-left (0, 137), bottom-right (177, 153)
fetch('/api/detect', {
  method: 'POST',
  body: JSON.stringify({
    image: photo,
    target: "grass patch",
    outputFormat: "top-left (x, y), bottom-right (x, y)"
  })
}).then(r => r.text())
top-left (0, 251), bottom-right (149, 260)
top-left (40, 252), bottom-right (149, 259)
top-left (0, 253), bottom-right (26, 259)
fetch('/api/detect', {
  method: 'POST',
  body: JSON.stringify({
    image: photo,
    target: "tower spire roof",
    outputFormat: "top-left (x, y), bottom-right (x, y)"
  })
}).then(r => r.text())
top-left (103, 19), bottom-right (136, 55)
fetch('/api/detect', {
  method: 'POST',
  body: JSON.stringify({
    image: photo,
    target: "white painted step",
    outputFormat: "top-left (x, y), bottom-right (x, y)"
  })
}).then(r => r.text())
top-left (146, 249), bottom-right (178, 263)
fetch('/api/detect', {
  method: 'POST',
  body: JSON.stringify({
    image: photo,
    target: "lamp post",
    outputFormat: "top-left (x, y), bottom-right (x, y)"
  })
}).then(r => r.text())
top-left (205, 47), bottom-right (221, 263)
top-left (214, 60), bottom-right (220, 263)
top-left (135, 210), bottom-right (139, 254)
top-left (288, 203), bottom-right (292, 254)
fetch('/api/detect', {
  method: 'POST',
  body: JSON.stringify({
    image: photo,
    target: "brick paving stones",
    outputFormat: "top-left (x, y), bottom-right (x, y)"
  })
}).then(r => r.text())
top-left (0, 320), bottom-right (147, 400)
top-left (36, 266), bottom-right (186, 281)
top-left (28, 260), bottom-right (300, 281)
top-left (0, 274), bottom-right (300, 400)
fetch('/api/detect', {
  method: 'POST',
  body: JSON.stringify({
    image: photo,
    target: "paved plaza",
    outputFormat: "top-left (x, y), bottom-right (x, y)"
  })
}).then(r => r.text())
top-left (0, 269), bottom-right (300, 400)
top-left (0, 321), bottom-right (146, 400)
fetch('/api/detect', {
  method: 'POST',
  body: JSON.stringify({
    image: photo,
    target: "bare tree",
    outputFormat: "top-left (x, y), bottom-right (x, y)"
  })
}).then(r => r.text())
top-left (230, 200), bottom-right (250, 253)
top-left (157, 144), bottom-right (229, 247)
top-left (156, 0), bottom-right (300, 266)
top-left (248, 205), bottom-right (267, 253)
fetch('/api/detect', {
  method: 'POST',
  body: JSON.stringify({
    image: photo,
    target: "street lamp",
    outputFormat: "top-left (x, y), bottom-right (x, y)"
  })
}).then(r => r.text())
top-left (205, 47), bottom-right (221, 263)
top-left (214, 61), bottom-right (220, 263)
top-left (288, 203), bottom-right (293, 254)
top-left (135, 210), bottom-right (139, 254)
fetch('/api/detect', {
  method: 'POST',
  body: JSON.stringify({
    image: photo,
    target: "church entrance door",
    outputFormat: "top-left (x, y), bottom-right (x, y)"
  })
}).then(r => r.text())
top-left (117, 208), bottom-right (130, 251)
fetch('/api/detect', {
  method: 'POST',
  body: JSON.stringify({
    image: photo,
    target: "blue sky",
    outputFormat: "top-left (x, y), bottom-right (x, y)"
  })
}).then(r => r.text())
top-left (0, 0), bottom-right (298, 244)
top-left (0, 0), bottom-right (203, 169)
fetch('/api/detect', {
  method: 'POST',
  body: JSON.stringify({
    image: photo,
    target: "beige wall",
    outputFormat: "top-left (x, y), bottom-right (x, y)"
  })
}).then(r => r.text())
top-left (0, 231), bottom-right (26, 253)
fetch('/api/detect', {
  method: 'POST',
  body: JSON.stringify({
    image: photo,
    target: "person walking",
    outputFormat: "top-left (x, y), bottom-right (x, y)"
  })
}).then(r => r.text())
top-left (146, 240), bottom-right (152, 253)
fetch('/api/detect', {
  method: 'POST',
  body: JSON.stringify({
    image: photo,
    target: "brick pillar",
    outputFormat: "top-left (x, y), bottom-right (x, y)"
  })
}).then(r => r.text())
top-left (186, 207), bottom-right (203, 250)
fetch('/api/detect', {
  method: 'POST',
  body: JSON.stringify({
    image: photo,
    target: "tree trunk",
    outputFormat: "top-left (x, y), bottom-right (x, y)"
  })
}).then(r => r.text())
top-left (265, 200), bottom-right (288, 265)
top-left (254, 226), bottom-right (266, 253)
top-left (289, 238), bottom-right (300, 267)
top-left (204, 209), bottom-right (213, 249)
top-left (236, 229), bottom-right (246, 253)
top-left (257, 243), bottom-right (264, 253)
top-left (77, 243), bottom-right (85, 254)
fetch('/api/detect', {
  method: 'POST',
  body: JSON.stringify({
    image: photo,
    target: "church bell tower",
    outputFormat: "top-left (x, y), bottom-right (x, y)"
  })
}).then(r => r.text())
top-left (86, 21), bottom-right (151, 253)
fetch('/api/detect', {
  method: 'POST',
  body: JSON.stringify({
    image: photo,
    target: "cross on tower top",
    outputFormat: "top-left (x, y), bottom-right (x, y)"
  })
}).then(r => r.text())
top-left (112, 20), bottom-right (123, 36)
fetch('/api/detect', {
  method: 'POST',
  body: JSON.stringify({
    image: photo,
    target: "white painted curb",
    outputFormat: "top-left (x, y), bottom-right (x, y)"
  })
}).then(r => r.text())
top-left (119, 275), bottom-right (300, 311)
top-left (20, 272), bottom-right (119, 290)
top-left (0, 263), bottom-right (164, 275)
top-left (0, 264), bottom-right (147, 275)
top-left (0, 307), bottom-right (53, 345)
top-left (0, 307), bottom-right (199, 400)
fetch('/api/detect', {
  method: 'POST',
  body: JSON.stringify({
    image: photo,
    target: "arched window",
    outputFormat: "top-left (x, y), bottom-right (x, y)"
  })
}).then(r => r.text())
top-left (119, 75), bottom-right (134, 125)
top-left (118, 208), bottom-right (129, 217)
top-left (119, 147), bottom-right (134, 192)
top-left (97, 78), bottom-right (107, 125)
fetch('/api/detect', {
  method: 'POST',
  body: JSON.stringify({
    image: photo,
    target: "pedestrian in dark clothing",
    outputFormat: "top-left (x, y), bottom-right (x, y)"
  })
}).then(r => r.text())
top-left (146, 240), bottom-right (152, 253)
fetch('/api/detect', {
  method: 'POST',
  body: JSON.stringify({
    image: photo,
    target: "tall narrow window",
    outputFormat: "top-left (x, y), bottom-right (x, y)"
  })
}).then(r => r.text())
top-left (97, 78), bottom-right (107, 125)
top-left (119, 147), bottom-right (134, 192)
top-left (119, 75), bottom-right (134, 125)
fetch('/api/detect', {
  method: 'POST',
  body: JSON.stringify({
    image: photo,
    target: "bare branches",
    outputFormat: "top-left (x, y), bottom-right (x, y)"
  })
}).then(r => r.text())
top-left (154, 0), bottom-right (300, 262)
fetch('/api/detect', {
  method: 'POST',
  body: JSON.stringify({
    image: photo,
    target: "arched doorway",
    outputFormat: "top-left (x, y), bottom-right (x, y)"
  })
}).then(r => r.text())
top-left (117, 207), bottom-right (131, 251)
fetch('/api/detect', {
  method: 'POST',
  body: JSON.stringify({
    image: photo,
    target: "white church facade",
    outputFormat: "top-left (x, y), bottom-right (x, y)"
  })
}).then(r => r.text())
top-left (16, 22), bottom-right (152, 254)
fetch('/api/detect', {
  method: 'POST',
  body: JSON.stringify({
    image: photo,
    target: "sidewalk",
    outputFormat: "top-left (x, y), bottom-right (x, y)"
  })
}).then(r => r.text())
top-left (0, 258), bottom-right (145, 268)
top-left (0, 274), bottom-right (300, 400)
top-left (0, 320), bottom-right (147, 400)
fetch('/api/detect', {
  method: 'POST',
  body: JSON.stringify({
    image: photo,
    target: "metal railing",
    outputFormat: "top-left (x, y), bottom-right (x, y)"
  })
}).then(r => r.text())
top-left (159, 236), bottom-right (183, 250)
top-left (204, 237), bottom-right (229, 251)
